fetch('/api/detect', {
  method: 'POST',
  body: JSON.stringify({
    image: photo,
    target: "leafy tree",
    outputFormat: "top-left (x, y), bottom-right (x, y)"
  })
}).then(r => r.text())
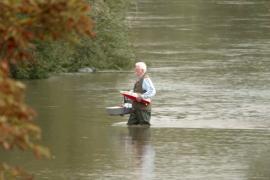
top-left (0, 0), bottom-right (94, 179)
top-left (11, 0), bottom-right (135, 78)
top-left (68, 0), bottom-right (134, 71)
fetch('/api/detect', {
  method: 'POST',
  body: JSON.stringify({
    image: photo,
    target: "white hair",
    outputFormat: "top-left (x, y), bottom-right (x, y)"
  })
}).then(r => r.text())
top-left (135, 62), bottom-right (147, 73)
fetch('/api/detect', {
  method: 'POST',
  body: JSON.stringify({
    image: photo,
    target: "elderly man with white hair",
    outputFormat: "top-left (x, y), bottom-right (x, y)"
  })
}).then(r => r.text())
top-left (127, 62), bottom-right (156, 126)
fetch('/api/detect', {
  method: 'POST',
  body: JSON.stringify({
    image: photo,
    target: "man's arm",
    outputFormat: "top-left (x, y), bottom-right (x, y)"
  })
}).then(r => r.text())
top-left (141, 78), bottom-right (156, 99)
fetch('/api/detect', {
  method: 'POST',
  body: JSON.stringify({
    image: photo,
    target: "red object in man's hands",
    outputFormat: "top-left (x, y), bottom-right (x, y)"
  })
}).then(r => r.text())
top-left (120, 91), bottom-right (151, 105)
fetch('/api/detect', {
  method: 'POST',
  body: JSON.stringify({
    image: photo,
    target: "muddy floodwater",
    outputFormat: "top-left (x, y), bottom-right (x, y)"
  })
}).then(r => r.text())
top-left (2, 0), bottom-right (270, 179)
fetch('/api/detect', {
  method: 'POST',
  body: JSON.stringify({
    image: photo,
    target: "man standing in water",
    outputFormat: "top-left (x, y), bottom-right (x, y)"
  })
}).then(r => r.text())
top-left (127, 62), bottom-right (156, 126)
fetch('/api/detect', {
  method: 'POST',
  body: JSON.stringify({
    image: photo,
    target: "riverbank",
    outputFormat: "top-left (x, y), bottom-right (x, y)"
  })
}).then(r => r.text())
top-left (13, 0), bottom-right (135, 79)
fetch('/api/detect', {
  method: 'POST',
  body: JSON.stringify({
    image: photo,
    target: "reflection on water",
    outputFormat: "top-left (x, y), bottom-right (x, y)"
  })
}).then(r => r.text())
top-left (1, 0), bottom-right (270, 179)
top-left (125, 127), bottom-right (155, 180)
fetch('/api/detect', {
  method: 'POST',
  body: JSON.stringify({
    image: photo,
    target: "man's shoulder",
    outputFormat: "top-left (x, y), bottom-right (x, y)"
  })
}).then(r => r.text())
top-left (144, 74), bottom-right (151, 79)
top-left (143, 75), bottom-right (153, 85)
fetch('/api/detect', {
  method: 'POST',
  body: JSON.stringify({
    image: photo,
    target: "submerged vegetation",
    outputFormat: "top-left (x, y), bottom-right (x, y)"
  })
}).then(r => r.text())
top-left (13, 0), bottom-right (135, 79)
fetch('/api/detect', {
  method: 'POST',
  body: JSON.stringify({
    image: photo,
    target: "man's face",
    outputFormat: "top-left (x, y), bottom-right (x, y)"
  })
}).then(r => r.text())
top-left (135, 66), bottom-right (144, 77)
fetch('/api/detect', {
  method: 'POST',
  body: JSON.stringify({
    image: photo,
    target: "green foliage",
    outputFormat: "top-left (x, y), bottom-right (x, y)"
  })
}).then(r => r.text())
top-left (10, 62), bottom-right (49, 79)
top-left (13, 0), bottom-right (135, 78)
top-left (84, 0), bottom-right (135, 70)
top-left (10, 41), bottom-right (76, 79)
top-left (71, 0), bottom-right (135, 70)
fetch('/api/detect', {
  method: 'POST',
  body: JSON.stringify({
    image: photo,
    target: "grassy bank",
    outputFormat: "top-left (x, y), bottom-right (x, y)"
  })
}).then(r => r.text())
top-left (12, 0), bottom-right (135, 79)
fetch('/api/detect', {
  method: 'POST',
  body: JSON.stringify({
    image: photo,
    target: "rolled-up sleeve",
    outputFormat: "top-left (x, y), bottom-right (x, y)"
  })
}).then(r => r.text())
top-left (142, 78), bottom-right (156, 99)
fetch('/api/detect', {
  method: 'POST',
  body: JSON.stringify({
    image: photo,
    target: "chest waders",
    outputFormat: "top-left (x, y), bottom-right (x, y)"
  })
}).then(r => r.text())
top-left (127, 74), bottom-right (152, 125)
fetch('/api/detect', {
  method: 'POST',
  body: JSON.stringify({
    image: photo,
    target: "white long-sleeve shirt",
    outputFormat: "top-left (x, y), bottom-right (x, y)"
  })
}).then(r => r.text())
top-left (141, 77), bottom-right (156, 99)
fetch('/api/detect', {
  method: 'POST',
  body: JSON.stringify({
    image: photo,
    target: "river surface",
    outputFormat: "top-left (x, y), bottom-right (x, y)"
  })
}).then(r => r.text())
top-left (2, 0), bottom-right (270, 179)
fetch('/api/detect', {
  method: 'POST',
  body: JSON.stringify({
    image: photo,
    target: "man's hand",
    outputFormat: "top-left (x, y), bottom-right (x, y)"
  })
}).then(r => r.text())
top-left (136, 93), bottom-right (142, 102)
